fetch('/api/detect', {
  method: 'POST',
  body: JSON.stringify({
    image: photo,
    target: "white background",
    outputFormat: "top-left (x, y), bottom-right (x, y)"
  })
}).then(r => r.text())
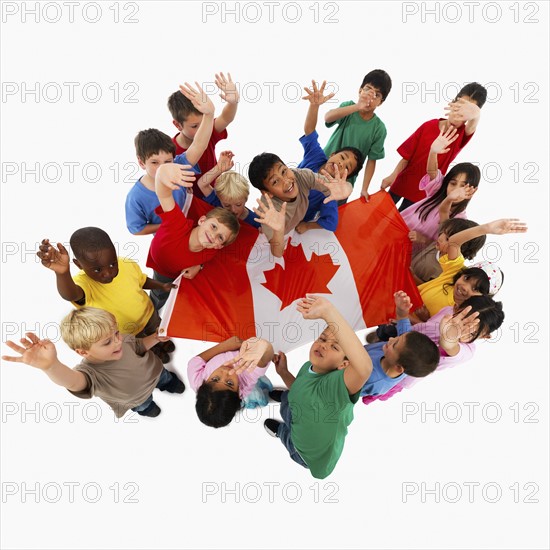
top-left (1, 1), bottom-right (548, 549)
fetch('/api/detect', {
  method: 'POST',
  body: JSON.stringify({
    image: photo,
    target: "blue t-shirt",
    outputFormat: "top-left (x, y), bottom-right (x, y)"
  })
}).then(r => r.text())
top-left (125, 152), bottom-right (200, 234)
top-left (203, 190), bottom-right (260, 229)
top-left (297, 131), bottom-right (338, 232)
top-left (360, 319), bottom-right (411, 396)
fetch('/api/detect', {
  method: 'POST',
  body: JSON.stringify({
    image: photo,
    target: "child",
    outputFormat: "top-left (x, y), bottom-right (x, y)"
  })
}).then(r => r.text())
top-left (37, 227), bottom-right (175, 362)
top-left (410, 218), bottom-right (486, 285)
top-left (261, 295), bottom-right (373, 479)
top-left (248, 154), bottom-right (352, 257)
top-left (401, 128), bottom-right (480, 249)
top-left (168, 72), bottom-right (239, 198)
top-left (296, 79), bottom-right (364, 232)
top-left (382, 82), bottom-right (487, 210)
top-left (2, 307), bottom-right (185, 418)
top-left (360, 291), bottom-right (440, 397)
top-left (187, 336), bottom-right (274, 428)
top-left (146, 161), bottom-right (241, 308)
top-left (415, 218), bottom-right (527, 320)
top-left (197, 151), bottom-right (260, 229)
top-left (324, 70), bottom-right (392, 198)
top-left (126, 82), bottom-right (216, 235)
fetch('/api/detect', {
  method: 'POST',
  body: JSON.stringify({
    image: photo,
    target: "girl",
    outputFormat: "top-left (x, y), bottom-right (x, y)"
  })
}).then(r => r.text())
top-left (187, 336), bottom-right (274, 428)
top-left (363, 294), bottom-right (505, 405)
top-left (402, 127), bottom-right (480, 252)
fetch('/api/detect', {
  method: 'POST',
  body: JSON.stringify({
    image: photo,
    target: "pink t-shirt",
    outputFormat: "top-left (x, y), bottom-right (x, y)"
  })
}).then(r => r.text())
top-left (187, 351), bottom-right (269, 400)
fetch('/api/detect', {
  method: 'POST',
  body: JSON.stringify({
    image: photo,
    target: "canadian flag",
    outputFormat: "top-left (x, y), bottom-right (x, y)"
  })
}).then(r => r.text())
top-left (160, 191), bottom-right (421, 352)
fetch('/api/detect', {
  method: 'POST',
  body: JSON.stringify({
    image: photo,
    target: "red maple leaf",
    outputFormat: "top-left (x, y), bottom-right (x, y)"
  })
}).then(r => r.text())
top-left (261, 239), bottom-right (340, 310)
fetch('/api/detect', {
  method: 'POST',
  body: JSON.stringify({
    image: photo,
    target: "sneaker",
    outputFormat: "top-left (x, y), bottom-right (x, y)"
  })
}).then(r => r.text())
top-left (159, 340), bottom-right (175, 353)
top-left (151, 346), bottom-right (170, 364)
top-left (269, 390), bottom-right (284, 402)
top-left (137, 401), bottom-right (161, 417)
top-left (264, 419), bottom-right (281, 437)
top-left (158, 372), bottom-right (185, 394)
top-left (366, 331), bottom-right (380, 344)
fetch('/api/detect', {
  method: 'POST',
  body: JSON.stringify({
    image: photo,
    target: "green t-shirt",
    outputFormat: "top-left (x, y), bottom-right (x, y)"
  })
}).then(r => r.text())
top-left (324, 100), bottom-right (387, 185)
top-left (288, 362), bottom-right (359, 479)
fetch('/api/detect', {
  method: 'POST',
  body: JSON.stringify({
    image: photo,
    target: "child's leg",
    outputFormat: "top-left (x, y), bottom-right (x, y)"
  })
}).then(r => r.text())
top-left (278, 391), bottom-right (309, 469)
top-left (150, 270), bottom-right (175, 312)
top-left (136, 309), bottom-right (174, 358)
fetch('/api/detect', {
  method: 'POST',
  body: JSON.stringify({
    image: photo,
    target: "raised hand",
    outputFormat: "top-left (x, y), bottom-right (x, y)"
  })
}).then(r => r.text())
top-left (156, 163), bottom-right (196, 191)
top-left (37, 239), bottom-right (70, 274)
top-left (484, 218), bottom-right (528, 235)
top-left (2, 333), bottom-right (58, 371)
top-left (430, 126), bottom-right (459, 154)
top-left (302, 79), bottom-right (335, 106)
top-left (221, 337), bottom-right (272, 374)
top-left (216, 150), bottom-right (235, 173)
top-left (253, 194), bottom-right (286, 232)
top-left (394, 290), bottom-right (412, 319)
top-left (215, 72), bottom-right (239, 104)
top-left (179, 81), bottom-right (215, 116)
top-left (447, 184), bottom-right (477, 203)
top-left (317, 164), bottom-right (352, 203)
top-left (296, 294), bottom-right (334, 320)
top-left (445, 97), bottom-right (481, 122)
top-left (440, 306), bottom-right (480, 344)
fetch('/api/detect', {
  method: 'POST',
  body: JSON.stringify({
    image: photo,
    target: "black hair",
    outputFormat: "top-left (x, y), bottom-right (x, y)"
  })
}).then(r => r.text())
top-left (330, 146), bottom-right (365, 178)
top-left (360, 69), bottom-right (392, 101)
top-left (455, 295), bottom-right (504, 343)
top-left (397, 332), bottom-right (439, 377)
top-left (248, 153), bottom-right (284, 191)
top-left (195, 383), bottom-right (241, 428)
top-left (134, 128), bottom-right (175, 161)
top-left (415, 163), bottom-right (481, 223)
top-left (443, 266), bottom-right (505, 299)
top-left (456, 82), bottom-right (488, 108)
top-left (439, 218), bottom-right (486, 260)
top-left (70, 227), bottom-right (115, 261)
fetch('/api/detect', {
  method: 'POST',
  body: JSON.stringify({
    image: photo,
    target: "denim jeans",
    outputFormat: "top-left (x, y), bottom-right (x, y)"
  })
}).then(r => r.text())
top-left (277, 391), bottom-right (309, 469)
top-left (131, 368), bottom-right (173, 412)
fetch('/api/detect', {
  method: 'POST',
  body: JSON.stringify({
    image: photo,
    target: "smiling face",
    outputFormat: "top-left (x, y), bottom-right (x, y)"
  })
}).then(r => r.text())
top-left (74, 247), bottom-right (119, 284)
top-left (325, 150), bottom-right (358, 177)
top-left (207, 366), bottom-right (239, 393)
top-left (196, 216), bottom-right (234, 249)
top-left (453, 274), bottom-right (483, 305)
top-left (309, 327), bottom-right (348, 373)
top-left (262, 162), bottom-right (298, 201)
top-left (79, 326), bottom-right (123, 363)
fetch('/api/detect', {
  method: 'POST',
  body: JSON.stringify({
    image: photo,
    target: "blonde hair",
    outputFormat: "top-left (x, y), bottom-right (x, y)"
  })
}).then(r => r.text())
top-left (215, 171), bottom-right (250, 202)
top-left (61, 307), bottom-right (117, 351)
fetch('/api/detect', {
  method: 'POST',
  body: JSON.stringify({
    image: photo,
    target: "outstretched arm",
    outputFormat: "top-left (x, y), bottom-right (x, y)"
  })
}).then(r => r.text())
top-left (3, 333), bottom-right (87, 392)
top-left (155, 164), bottom-right (196, 213)
top-left (213, 72), bottom-right (239, 133)
top-left (426, 126), bottom-right (458, 180)
top-left (317, 165), bottom-right (353, 203)
top-left (297, 295), bottom-right (372, 394)
top-left (445, 98), bottom-right (481, 136)
top-left (197, 150), bottom-right (234, 198)
top-left (302, 80), bottom-right (335, 136)
top-left (324, 89), bottom-right (372, 124)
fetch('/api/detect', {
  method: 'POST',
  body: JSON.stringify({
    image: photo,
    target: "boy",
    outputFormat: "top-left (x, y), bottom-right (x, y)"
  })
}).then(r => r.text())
top-left (248, 153), bottom-right (352, 257)
top-left (2, 307), bottom-right (185, 418)
top-left (262, 295), bottom-right (373, 479)
top-left (360, 291), bottom-right (439, 396)
top-left (36, 228), bottom-right (175, 362)
top-left (168, 72), bottom-right (239, 198)
top-left (297, 79), bottom-right (365, 232)
top-left (197, 150), bottom-right (260, 229)
top-left (146, 161), bottom-right (241, 307)
top-left (382, 82), bottom-right (487, 210)
top-left (324, 70), bottom-right (392, 199)
top-left (126, 82), bottom-right (216, 235)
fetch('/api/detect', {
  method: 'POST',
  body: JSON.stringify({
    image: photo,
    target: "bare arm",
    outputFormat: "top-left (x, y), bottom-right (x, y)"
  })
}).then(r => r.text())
top-left (302, 80), bottom-right (335, 135)
top-left (273, 351), bottom-right (296, 388)
top-left (132, 224), bottom-right (161, 236)
top-left (213, 72), bottom-right (239, 133)
top-left (427, 127), bottom-right (459, 180)
top-left (254, 196), bottom-right (287, 258)
top-left (155, 164), bottom-right (196, 213)
top-left (197, 150), bottom-right (234, 198)
top-left (360, 159), bottom-right (376, 198)
top-left (381, 158), bottom-right (408, 190)
top-left (198, 336), bottom-right (243, 363)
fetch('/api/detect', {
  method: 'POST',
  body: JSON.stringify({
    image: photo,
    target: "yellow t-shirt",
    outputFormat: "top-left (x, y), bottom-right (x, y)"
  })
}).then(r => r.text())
top-left (418, 254), bottom-right (465, 317)
top-left (72, 258), bottom-right (154, 335)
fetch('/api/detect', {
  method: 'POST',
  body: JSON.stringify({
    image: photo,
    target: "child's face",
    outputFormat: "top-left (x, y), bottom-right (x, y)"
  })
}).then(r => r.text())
top-left (262, 162), bottom-right (298, 201)
top-left (325, 151), bottom-right (358, 178)
top-left (358, 83), bottom-right (384, 112)
top-left (138, 151), bottom-right (174, 179)
top-left (207, 366), bottom-right (239, 392)
top-left (382, 333), bottom-right (408, 367)
top-left (453, 274), bottom-right (483, 305)
top-left (80, 327), bottom-right (123, 363)
top-left (436, 232), bottom-right (450, 255)
top-left (447, 172), bottom-right (470, 200)
top-left (218, 194), bottom-right (247, 219)
top-left (175, 114), bottom-right (203, 141)
top-left (74, 247), bottom-right (119, 284)
top-left (309, 328), bottom-right (347, 373)
top-left (196, 216), bottom-right (234, 250)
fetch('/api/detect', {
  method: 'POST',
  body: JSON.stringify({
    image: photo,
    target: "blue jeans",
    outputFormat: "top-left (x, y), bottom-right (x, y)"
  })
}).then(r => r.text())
top-left (131, 368), bottom-right (173, 412)
top-left (277, 391), bottom-right (309, 469)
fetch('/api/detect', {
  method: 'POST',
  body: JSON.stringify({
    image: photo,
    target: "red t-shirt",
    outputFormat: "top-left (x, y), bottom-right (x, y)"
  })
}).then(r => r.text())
top-left (390, 119), bottom-right (473, 203)
top-left (172, 122), bottom-right (228, 199)
top-left (146, 205), bottom-right (218, 279)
